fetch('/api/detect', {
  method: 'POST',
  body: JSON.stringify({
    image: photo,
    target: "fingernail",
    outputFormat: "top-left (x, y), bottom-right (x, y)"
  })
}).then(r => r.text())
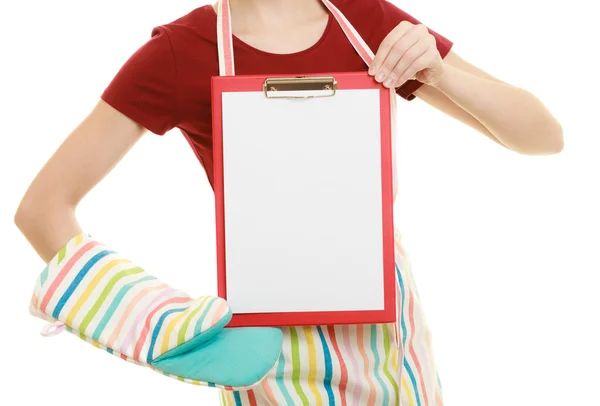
top-left (383, 78), bottom-right (393, 88)
top-left (376, 72), bottom-right (385, 82)
top-left (368, 65), bottom-right (378, 75)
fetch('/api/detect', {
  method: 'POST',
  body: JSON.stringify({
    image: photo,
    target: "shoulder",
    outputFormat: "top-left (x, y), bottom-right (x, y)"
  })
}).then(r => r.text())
top-left (150, 5), bottom-right (217, 46)
top-left (139, 4), bottom-right (218, 71)
top-left (167, 4), bottom-right (216, 31)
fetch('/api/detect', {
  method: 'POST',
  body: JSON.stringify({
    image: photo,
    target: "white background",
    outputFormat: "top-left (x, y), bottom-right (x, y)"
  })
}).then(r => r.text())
top-left (1, 0), bottom-right (598, 405)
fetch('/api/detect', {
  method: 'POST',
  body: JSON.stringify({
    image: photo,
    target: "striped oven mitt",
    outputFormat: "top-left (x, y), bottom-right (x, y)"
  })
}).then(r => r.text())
top-left (29, 232), bottom-right (282, 390)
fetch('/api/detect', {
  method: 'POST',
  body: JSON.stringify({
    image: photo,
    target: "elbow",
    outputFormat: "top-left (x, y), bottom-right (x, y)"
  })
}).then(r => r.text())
top-left (15, 177), bottom-right (79, 241)
top-left (15, 198), bottom-right (32, 230)
top-left (511, 119), bottom-right (564, 156)
top-left (538, 114), bottom-right (564, 155)
top-left (506, 89), bottom-right (564, 155)
top-left (532, 96), bottom-right (565, 155)
top-left (14, 197), bottom-right (43, 235)
top-left (540, 120), bottom-right (564, 155)
top-left (550, 121), bottom-right (564, 154)
top-left (14, 194), bottom-right (70, 236)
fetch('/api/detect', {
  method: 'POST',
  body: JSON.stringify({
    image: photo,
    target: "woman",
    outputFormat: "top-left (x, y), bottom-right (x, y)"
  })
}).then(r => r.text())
top-left (15, 0), bottom-right (563, 405)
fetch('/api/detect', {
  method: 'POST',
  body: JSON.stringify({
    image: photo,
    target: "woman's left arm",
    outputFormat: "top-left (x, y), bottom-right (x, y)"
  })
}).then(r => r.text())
top-left (370, 21), bottom-right (564, 155)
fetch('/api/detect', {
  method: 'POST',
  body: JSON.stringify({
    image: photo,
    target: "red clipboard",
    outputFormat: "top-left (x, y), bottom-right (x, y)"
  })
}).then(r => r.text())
top-left (212, 71), bottom-right (395, 327)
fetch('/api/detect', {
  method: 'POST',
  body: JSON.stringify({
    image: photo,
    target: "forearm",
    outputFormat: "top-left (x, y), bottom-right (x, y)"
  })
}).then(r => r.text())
top-left (433, 63), bottom-right (563, 155)
top-left (15, 201), bottom-right (82, 264)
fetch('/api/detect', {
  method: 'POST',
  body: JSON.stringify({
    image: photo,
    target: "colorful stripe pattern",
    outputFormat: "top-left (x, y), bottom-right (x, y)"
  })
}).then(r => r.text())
top-left (215, 0), bottom-right (443, 404)
top-left (218, 229), bottom-right (444, 405)
top-left (29, 232), bottom-right (239, 389)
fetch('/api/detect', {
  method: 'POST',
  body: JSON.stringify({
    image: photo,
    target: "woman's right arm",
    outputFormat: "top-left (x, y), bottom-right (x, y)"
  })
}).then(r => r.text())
top-left (14, 99), bottom-right (148, 263)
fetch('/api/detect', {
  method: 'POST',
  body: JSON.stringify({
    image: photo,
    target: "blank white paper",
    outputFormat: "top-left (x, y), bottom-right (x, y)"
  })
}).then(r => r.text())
top-left (221, 88), bottom-right (385, 314)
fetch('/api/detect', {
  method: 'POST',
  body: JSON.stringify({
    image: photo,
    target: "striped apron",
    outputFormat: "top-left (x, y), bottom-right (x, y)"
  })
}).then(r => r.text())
top-left (215, 0), bottom-right (444, 404)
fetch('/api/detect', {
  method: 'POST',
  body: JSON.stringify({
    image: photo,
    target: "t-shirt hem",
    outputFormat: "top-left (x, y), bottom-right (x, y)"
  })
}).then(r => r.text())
top-left (100, 92), bottom-right (168, 136)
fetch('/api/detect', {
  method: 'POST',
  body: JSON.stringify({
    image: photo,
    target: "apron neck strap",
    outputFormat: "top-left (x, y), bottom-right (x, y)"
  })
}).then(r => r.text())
top-left (216, 0), bottom-right (376, 76)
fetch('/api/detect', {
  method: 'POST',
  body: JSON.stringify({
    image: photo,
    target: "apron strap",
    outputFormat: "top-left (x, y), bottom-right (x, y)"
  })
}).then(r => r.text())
top-left (216, 0), bottom-right (235, 76)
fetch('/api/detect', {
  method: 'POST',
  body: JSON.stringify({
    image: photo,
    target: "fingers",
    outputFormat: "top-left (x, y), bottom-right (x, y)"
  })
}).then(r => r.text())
top-left (370, 23), bottom-right (433, 89)
top-left (392, 38), bottom-right (435, 88)
top-left (384, 39), bottom-right (429, 88)
top-left (369, 21), bottom-right (416, 77)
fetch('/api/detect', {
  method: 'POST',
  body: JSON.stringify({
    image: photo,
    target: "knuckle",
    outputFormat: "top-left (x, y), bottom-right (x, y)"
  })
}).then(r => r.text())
top-left (404, 48), bottom-right (418, 60)
top-left (417, 23), bottom-right (428, 33)
top-left (380, 37), bottom-right (395, 50)
top-left (382, 55), bottom-right (397, 68)
top-left (383, 59), bottom-right (396, 71)
top-left (413, 54), bottom-right (430, 69)
top-left (391, 40), bottom-right (406, 52)
top-left (424, 47), bottom-right (437, 60)
top-left (412, 52), bottom-right (428, 65)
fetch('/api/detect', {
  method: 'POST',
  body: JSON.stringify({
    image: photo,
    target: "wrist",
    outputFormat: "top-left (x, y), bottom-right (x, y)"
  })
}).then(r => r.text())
top-left (431, 61), bottom-right (456, 91)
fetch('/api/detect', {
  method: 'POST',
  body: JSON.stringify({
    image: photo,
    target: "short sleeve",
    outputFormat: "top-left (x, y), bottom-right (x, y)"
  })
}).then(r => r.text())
top-left (380, 0), bottom-right (454, 101)
top-left (100, 26), bottom-right (179, 135)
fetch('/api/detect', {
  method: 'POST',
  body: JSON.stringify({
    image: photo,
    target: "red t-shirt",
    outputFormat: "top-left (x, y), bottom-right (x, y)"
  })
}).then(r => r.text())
top-left (101, 0), bottom-right (453, 189)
